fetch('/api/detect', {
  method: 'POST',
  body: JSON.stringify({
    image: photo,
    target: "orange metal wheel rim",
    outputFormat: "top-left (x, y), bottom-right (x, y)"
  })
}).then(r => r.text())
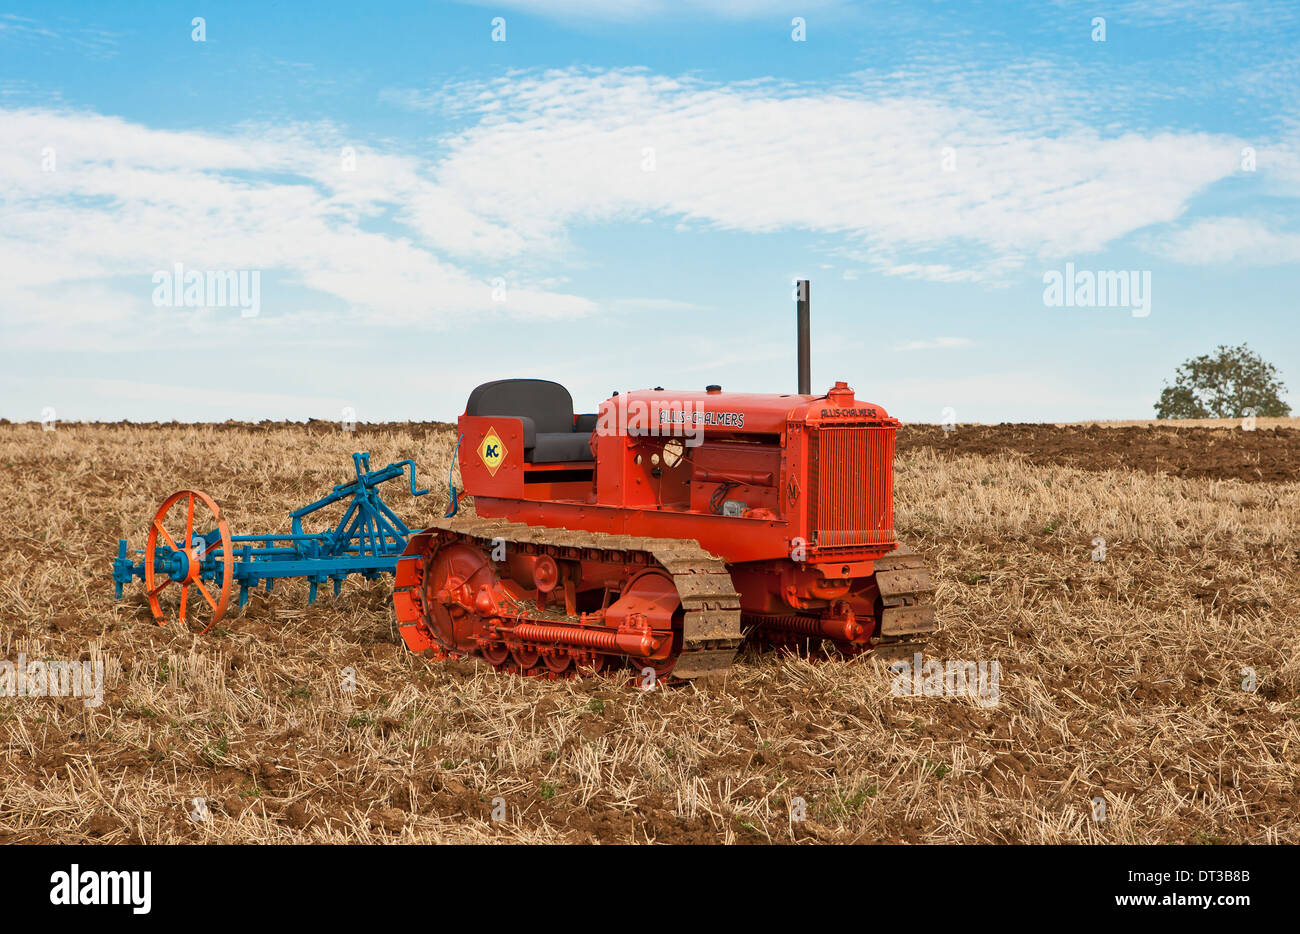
top-left (143, 489), bottom-right (233, 634)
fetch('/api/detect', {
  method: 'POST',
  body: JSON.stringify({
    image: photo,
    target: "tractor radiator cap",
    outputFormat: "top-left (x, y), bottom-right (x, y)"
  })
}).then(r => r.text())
top-left (706, 384), bottom-right (722, 393)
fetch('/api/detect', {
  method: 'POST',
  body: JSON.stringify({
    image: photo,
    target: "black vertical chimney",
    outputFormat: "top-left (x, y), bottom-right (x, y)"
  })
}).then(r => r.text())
top-left (796, 279), bottom-right (811, 395)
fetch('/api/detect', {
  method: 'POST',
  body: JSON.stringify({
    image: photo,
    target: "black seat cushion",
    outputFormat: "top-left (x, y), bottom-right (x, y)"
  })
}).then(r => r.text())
top-left (531, 432), bottom-right (594, 463)
top-left (466, 379), bottom-right (575, 433)
top-left (466, 379), bottom-right (594, 462)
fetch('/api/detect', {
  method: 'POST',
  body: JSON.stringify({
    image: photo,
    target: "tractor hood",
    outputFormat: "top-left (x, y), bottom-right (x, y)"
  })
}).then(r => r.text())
top-left (602, 381), bottom-right (897, 436)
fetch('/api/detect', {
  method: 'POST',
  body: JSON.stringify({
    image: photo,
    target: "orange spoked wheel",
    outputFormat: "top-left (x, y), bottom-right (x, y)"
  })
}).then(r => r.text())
top-left (542, 649), bottom-right (573, 675)
top-left (143, 489), bottom-right (233, 634)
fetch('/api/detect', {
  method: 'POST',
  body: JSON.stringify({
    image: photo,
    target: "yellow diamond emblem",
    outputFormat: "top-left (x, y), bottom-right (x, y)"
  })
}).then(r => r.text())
top-left (478, 427), bottom-right (507, 476)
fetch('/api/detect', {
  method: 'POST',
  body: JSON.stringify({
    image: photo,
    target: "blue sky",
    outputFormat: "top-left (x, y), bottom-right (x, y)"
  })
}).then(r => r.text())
top-left (1, 0), bottom-right (1298, 423)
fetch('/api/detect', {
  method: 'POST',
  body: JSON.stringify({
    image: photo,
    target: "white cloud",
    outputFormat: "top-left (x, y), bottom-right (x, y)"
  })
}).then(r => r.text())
top-left (406, 69), bottom-right (1243, 281)
top-left (451, 0), bottom-right (849, 23)
top-left (0, 107), bottom-right (596, 350)
top-left (1099, 0), bottom-right (1300, 29)
top-left (1, 66), bottom-right (1289, 357)
top-left (0, 13), bottom-right (118, 57)
top-left (1147, 217), bottom-right (1300, 265)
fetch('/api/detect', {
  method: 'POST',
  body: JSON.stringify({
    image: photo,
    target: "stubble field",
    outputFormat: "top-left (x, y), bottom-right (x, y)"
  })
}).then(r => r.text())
top-left (1, 419), bottom-right (1297, 843)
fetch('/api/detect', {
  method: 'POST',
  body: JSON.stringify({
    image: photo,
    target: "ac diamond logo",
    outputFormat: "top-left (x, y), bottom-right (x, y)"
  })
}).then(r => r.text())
top-left (478, 427), bottom-right (506, 476)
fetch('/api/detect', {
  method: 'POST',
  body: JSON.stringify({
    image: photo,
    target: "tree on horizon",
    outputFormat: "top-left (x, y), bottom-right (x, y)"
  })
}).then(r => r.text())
top-left (1154, 344), bottom-right (1291, 419)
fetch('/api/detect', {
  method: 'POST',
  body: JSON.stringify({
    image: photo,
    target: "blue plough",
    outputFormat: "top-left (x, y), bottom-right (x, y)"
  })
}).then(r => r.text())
top-left (113, 452), bottom-right (429, 627)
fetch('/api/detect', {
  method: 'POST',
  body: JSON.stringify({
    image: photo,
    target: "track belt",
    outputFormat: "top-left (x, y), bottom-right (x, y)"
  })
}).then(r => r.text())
top-left (869, 543), bottom-right (937, 658)
top-left (397, 514), bottom-right (744, 680)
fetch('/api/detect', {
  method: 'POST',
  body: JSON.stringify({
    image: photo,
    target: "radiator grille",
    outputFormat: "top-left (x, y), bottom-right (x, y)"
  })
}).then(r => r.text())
top-left (808, 426), bottom-right (894, 549)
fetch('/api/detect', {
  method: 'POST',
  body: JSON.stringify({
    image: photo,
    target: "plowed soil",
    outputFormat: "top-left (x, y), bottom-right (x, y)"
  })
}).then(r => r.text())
top-left (1, 420), bottom-right (1296, 844)
top-left (899, 424), bottom-right (1300, 483)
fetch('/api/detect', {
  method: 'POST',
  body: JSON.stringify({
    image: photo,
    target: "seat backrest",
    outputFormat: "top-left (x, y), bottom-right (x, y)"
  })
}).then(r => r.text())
top-left (465, 379), bottom-right (576, 434)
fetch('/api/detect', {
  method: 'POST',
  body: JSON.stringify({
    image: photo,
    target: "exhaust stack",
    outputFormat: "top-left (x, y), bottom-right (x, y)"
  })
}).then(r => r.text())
top-left (796, 279), bottom-right (811, 395)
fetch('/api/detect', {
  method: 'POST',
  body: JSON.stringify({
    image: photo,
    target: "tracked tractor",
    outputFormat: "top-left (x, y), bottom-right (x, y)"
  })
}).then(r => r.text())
top-left (393, 282), bottom-right (936, 679)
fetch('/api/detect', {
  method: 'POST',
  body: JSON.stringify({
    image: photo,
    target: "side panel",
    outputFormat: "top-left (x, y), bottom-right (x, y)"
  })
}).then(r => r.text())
top-left (471, 495), bottom-right (894, 565)
top-left (593, 424), bottom-right (635, 506)
top-left (457, 415), bottom-right (527, 501)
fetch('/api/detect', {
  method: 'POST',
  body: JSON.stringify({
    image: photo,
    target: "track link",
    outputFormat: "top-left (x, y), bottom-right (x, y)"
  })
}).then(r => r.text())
top-left (739, 541), bottom-right (938, 659)
top-left (869, 542), bottom-right (937, 658)
top-left (393, 514), bottom-right (744, 680)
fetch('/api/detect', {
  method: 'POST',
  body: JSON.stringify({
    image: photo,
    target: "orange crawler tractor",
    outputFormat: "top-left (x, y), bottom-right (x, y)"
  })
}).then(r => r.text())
top-left (393, 283), bottom-right (936, 679)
